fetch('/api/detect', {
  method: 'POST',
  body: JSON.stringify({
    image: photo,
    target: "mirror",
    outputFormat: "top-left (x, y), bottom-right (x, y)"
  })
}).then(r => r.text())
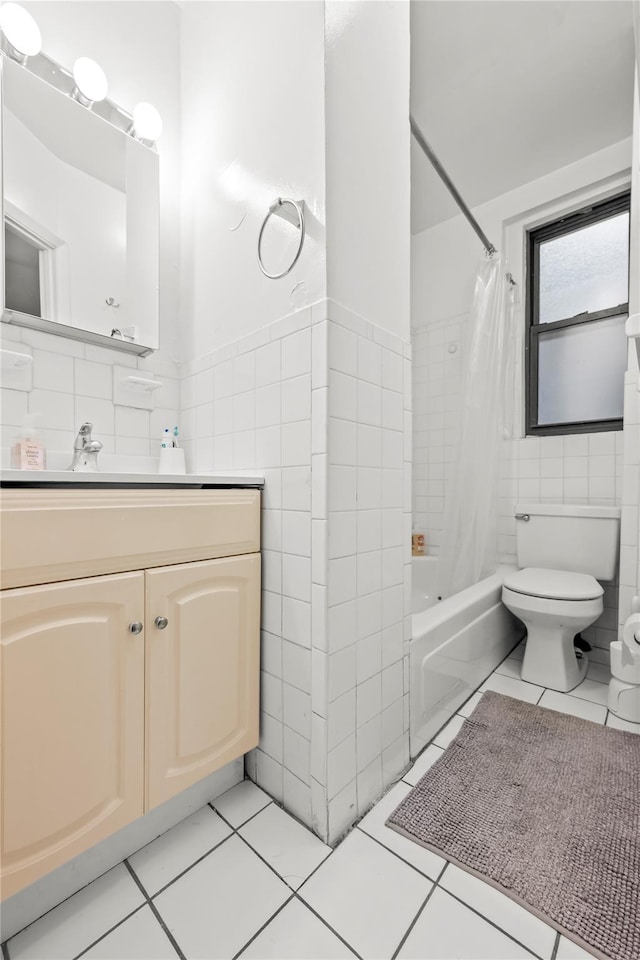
top-left (1, 55), bottom-right (159, 355)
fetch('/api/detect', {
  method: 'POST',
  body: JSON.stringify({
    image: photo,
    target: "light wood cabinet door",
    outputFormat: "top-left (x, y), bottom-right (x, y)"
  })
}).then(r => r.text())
top-left (1, 573), bottom-right (145, 899)
top-left (145, 554), bottom-right (260, 810)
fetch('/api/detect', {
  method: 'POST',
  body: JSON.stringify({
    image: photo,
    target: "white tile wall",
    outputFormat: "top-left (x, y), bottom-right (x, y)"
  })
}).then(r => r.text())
top-left (184, 301), bottom-right (411, 843)
top-left (1, 326), bottom-right (180, 471)
top-left (323, 308), bottom-right (412, 842)
top-left (181, 305), bottom-right (316, 828)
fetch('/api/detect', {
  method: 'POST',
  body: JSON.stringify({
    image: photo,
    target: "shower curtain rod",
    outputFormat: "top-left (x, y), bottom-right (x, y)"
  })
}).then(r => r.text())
top-left (410, 114), bottom-right (497, 257)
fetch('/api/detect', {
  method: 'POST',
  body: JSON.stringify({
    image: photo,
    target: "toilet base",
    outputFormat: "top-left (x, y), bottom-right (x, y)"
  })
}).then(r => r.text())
top-left (521, 624), bottom-right (588, 692)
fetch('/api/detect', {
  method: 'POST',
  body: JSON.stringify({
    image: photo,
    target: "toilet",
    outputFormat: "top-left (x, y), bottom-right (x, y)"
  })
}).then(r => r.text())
top-left (501, 503), bottom-right (620, 692)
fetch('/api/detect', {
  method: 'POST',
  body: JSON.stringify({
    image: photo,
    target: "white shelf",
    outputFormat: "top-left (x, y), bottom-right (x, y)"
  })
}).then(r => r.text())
top-left (0, 348), bottom-right (33, 369)
top-left (119, 375), bottom-right (163, 392)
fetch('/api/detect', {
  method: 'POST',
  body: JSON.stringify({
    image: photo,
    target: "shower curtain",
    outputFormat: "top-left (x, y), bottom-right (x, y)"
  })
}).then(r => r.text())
top-left (438, 253), bottom-right (516, 598)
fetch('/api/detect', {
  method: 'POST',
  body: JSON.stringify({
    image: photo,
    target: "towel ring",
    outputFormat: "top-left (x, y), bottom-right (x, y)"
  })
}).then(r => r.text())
top-left (258, 197), bottom-right (305, 279)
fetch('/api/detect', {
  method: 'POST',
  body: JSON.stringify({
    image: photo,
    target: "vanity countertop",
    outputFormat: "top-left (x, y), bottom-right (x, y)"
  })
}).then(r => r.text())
top-left (0, 470), bottom-right (265, 489)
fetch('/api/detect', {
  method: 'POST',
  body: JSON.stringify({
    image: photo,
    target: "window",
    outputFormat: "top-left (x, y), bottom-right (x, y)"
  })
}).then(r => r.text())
top-left (525, 192), bottom-right (630, 435)
top-left (4, 222), bottom-right (43, 318)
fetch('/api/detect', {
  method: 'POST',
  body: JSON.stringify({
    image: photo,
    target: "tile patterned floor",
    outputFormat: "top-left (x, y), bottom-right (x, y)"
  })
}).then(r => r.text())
top-left (4, 643), bottom-right (639, 960)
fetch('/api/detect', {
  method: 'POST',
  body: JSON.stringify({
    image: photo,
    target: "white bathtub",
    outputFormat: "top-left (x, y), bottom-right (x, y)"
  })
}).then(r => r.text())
top-left (410, 556), bottom-right (523, 757)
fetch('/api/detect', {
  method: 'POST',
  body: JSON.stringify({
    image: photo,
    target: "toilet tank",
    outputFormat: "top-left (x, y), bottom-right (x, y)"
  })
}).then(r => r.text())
top-left (515, 503), bottom-right (620, 580)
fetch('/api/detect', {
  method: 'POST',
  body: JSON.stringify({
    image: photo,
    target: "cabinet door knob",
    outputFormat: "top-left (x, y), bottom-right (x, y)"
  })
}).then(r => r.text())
top-left (155, 616), bottom-right (169, 630)
top-left (129, 621), bottom-right (143, 635)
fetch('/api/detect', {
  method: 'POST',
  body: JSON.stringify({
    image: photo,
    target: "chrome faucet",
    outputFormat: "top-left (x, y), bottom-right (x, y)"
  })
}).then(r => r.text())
top-left (69, 422), bottom-right (103, 472)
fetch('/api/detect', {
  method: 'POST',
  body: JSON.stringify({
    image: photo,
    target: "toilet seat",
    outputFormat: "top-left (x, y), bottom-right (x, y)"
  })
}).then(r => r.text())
top-left (503, 567), bottom-right (603, 602)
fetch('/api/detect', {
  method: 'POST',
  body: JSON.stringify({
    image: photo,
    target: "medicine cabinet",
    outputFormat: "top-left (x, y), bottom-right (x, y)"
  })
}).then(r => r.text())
top-left (1, 54), bottom-right (160, 356)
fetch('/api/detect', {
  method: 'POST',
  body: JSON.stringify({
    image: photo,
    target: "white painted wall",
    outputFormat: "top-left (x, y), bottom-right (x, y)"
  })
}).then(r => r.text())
top-left (412, 138), bottom-right (633, 330)
top-left (178, 0), bottom-right (411, 357)
top-left (178, 0), bottom-right (326, 360)
top-left (324, 0), bottom-right (411, 342)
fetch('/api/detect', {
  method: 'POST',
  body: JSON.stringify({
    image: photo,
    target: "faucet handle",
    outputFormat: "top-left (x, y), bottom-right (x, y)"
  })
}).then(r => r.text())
top-left (70, 422), bottom-right (102, 471)
top-left (74, 422), bottom-right (94, 449)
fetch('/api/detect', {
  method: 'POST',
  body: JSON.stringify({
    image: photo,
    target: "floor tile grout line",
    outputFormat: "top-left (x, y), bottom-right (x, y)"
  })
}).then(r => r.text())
top-left (208, 801), bottom-right (239, 831)
top-left (146, 899), bottom-right (188, 960)
top-left (233, 829), bottom-right (327, 896)
top-left (390, 883), bottom-right (438, 959)
top-left (230, 893), bottom-right (297, 960)
top-left (354, 824), bottom-right (444, 885)
top-left (432, 882), bottom-right (548, 960)
top-left (57, 793), bottom-right (335, 957)
top-left (356, 815), bottom-right (548, 960)
top-left (123, 857), bottom-right (152, 900)
top-left (550, 930), bottom-right (561, 960)
top-left (72, 903), bottom-right (147, 960)
top-left (209, 797), bottom-right (274, 832)
top-left (227, 834), bottom-right (364, 960)
top-left (147, 831), bottom-right (236, 900)
top-left (434, 859), bottom-right (449, 884)
top-left (290, 892), bottom-right (365, 960)
top-left (1, 863), bottom-right (131, 953)
top-left (123, 860), bottom-right (188, 960)
top-left (401, 741), bottom-right (444, 777)
top-left (7, 657), bottom-right (630, 957)
top-left (2, 791), bottom-right (271, 954)
top-left (563, 690), bottom-right (610, 708)
top-left (7, 796), bottom-right (249, 956)
top-left (395, 670), bottom-right (566, 960)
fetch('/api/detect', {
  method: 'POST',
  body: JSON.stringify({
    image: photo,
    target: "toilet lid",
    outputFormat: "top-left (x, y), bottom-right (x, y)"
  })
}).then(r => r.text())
top-left (503, 567), bottom-right (603, 601)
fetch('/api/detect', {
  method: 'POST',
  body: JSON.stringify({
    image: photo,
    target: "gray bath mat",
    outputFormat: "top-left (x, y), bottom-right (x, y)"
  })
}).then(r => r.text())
top-left (387, 691), bottom-right (640, 960)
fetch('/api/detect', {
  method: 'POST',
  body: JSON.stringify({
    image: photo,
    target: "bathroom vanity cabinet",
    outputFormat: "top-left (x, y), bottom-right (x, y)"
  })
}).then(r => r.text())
top-left (0, 486), bottom-right (261, 900)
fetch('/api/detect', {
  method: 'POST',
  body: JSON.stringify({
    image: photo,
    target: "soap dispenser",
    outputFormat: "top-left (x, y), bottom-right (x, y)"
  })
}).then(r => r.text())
top-left (11, 414), bottom-right (46, 471)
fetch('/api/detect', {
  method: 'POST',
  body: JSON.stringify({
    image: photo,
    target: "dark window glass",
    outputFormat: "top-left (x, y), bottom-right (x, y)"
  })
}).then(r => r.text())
top-left (526, 193), bottom-right (630, 436)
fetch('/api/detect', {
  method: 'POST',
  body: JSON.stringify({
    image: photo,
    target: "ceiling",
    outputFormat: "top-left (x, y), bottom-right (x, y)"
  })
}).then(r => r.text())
top-left (410, 1), bottom-right (636, 234)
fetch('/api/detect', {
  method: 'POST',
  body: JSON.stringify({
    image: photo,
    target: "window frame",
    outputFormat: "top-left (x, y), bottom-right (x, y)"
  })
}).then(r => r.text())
top-left (525, 191), bottom-right (630, 437)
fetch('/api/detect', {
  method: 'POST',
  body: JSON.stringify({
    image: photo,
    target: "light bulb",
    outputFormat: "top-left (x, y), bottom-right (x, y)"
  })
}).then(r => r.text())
top-left (131, 102), bottom-right (163, 141)
top-left (72, 57), bottom-right (108, 105)
top-left (0, 2), bottom-right (41, 59)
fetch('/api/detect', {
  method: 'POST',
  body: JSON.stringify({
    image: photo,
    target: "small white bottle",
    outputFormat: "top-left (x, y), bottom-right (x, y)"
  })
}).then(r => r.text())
top-left (158, 427), bottom-right (186, 475)
top-left (11, 415), bottom-right (46, 471)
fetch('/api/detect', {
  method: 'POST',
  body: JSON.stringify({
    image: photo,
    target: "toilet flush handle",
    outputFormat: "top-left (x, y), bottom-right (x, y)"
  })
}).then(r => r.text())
top-left (515, 513), bottom-right (530, 521)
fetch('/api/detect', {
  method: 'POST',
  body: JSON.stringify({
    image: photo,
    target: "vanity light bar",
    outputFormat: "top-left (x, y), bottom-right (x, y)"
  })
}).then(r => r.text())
top-left (129, 102), bottom-right (163, 142)
top-left (0, 2), bottom-right (41, 62)
top-left (0, 9), bottom-right (162, 147)
top-left (71, 57), bottom-right (108, 107)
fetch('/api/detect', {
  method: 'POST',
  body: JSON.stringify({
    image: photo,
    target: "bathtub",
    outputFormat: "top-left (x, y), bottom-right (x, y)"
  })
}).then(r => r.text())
top-left (410, 555), bottom-right (523, 757)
